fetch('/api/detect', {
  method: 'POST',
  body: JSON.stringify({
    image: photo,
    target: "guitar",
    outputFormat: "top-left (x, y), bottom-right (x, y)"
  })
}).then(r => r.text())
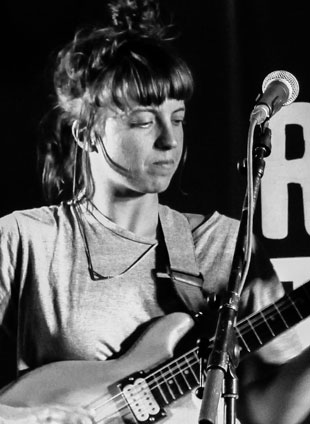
top-left (0, 280), bottom-right (309, 424)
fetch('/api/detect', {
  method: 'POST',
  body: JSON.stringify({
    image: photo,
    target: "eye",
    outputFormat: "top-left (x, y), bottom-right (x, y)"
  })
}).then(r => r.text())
top-left (172, 116), bottom-right (186, 126)
top-left (130, 120), bottom-right (154, 129)
top-left (128, 110), bottom-right (156, 129)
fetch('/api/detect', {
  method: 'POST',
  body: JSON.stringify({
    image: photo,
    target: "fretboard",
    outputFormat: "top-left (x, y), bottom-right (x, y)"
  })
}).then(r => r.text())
top-left (148, 280), bottom-right (310, 406)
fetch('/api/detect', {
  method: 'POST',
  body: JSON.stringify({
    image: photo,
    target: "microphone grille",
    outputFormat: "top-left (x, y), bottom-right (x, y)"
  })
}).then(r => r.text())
top-left (262, 70), bottom-right (299, 105)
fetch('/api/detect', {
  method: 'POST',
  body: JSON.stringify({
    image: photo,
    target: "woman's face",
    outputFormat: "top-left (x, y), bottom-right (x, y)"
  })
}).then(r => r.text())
top-left (92, 98), bottom-right (186, 195)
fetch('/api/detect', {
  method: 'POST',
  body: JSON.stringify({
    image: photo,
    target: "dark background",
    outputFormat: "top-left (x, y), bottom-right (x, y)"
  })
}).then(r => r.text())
top-left (2, 0), bottom-right (310, 260)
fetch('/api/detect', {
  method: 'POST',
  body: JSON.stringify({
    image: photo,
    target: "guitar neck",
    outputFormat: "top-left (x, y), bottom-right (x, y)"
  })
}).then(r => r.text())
top-left (235, 279), bottom-right (310, 356)
top-left (144, 280), bottom-right (310, 407)
top-left (2, 284), bottom-right (309, 424)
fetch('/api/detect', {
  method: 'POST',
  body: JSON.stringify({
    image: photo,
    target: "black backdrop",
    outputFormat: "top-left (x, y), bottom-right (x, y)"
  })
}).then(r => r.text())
top-left (2, 0), bottom-right (310, 263)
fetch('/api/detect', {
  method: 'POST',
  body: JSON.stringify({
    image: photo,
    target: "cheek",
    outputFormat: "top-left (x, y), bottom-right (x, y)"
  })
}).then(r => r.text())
top-left (102, 121), bottom-right (128, 161)
top-left (176, 133), bottom-right (185, 160)
top-left (104, 136), bottom-right (143, 169)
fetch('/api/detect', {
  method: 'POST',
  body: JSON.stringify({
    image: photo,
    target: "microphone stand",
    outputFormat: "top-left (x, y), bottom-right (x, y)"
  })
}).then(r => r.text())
top-left (198, 123), bottom-right (272, 424)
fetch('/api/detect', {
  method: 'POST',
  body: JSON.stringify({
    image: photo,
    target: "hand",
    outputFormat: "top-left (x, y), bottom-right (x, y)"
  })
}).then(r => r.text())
top-left (0, 404), bottom-right (95, 424)
top-left (33, 405), bottom-right (95, 424)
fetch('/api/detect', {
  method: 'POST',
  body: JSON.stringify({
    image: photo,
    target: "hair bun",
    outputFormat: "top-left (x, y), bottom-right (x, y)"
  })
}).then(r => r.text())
top-left (108, 0), bottom-right (163, 36)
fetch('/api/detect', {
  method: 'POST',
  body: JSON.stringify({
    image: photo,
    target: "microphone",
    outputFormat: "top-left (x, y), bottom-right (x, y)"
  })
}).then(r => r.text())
top-left (250, 70), bottom-right (299, 124)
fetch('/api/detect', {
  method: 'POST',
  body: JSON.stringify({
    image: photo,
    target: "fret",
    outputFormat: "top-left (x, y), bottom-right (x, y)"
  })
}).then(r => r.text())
top-left (293, 290), bottom-right (310, 318)
top-left (273, 303), bottom-right (289, 328)
top-left (192, 351), bottom-right (201, 382)
top-left (237, 317), bottom-right (265, 352)
top-left (165, 352), bottom-right (199, 396)
top-left (287, 294), bottom-right (304, 319)
top-left (151, 372), bottom-right (169, 405)
top-left (236, 306), bottom-right (285, 354)
top-left (235, 326), bottom-right (251, 353)
top-left (236, 327), bottom-right (251, 352)
top-left (166, 364), bottom-right (184, 397)
top-left (155, 281), bottom-right (310, 407)
top-left (158, 369), bottom-right (176, 402)
top-left (193, 349), bottom-right (200, 364)
top-left (115, 280), bottom-right (310, 419)
top-left (259, 310), bottom-right (275, 336)
top-left (184, 352), bottom-right (200, 385)
top-left (276, 299), bottom-right (304, 327)
top-left (247, 319), bottom-right (263, 345)
top-left (149, 352), bottom-right (201, 408)
top-left (262, 303), bottom-right (289, 336)
top-left (248, 309), bottom-right (281, 346)
top-left (176, 358), bottom-right (192, 390)
top-left (233, 281), bottom-right (310, 356)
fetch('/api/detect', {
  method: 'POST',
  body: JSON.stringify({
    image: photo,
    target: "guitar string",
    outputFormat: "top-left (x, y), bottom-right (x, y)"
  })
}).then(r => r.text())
top-left (91, 355), bottom-right (200, 422)
top-left (87, 296), bottom-right (305, 420)
top-left (90, 354), bottom-right (200, 423)
top-left (236, 293), bottom-right (306, 336)
top-left (87, 351), bottom-right (200, 419)
top-left (87, 293), bottom-right (293, 419)
top-left (82, 354), bottom-right (195, 422)
top-left (238, 284), bottom-right (310, 334)
top-left (86, 294), bottom-right (307, 421)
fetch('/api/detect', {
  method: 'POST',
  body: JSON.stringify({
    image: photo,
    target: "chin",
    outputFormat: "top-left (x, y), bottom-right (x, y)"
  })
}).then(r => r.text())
top-left (146, 180), bottom-right (172, 194)
top-left (128, 175), bottom-right (173, 195)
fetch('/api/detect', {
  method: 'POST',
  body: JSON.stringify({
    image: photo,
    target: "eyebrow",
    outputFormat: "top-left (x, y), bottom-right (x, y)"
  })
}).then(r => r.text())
top-left (129, 106), bottom-right (186, 114)
top-left (172, 107), bottom-right (186, 114)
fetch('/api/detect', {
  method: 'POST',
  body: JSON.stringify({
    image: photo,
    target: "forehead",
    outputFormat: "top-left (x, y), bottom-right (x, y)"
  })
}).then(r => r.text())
top-left (107, 98), bottom-right (186, 118)
top-left (130, 99), bottom-right (185, 113)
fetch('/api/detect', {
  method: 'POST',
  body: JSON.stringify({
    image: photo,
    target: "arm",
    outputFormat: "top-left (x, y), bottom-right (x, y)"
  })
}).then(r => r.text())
top-left (0, 404), bottom-right (95, 424)
top-left (238, 345), bottom-right (310, 424)
top-left (0, 216), bottom-right (95, 424)
top-left (236, 239), bottom-right (310, 424)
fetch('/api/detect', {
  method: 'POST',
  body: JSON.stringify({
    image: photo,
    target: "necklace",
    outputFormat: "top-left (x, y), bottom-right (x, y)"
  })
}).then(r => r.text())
top-left (72, 202), bottom-right (158, 281)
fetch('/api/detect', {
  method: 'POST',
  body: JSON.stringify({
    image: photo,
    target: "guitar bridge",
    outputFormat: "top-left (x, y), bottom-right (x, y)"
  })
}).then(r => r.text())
top-left (118, 371), bottom-right (167, 423)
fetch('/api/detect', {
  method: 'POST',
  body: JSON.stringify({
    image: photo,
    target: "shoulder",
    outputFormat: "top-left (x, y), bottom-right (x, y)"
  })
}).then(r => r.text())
top-left (184, 211), bottom-right (239, 234)
top-left (159, 204), bottom-right (240, 256)
top-left (182, 212), bottom-right (209, 231)
top-left (159, 204), bottom-right (239, 238)
top-left (184, 211), bottom-right (240, 251)
top-left (0, 203), bottom-right (72, 237)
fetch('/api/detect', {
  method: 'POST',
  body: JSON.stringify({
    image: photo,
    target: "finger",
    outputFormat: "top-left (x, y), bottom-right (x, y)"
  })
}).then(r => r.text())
top-left (34, 405), bottom-right (95, 424)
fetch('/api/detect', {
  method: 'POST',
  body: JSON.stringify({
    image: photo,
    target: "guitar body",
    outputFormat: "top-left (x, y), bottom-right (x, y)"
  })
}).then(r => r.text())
top-left (0, 313), bottom-right (205, 424)
top-left (2, 275), bottom-right (309, 424)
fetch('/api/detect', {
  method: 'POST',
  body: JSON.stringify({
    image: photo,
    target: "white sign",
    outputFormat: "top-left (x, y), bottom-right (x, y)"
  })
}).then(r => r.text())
top-left (261, 102), bottom-right (310, 239)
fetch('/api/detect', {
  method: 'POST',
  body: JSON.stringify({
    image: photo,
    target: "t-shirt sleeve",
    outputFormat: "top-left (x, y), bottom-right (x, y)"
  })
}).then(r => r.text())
top-left (192, 212), bottom-right (304, 365)
top-left (238, 236), bottom-right (304, 365)
top-left (0, 214), bottom-right (21, 387)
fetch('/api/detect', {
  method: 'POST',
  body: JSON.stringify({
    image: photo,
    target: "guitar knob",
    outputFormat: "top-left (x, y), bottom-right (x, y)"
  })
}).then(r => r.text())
top-left (195, 387), bottom-right (204, 399)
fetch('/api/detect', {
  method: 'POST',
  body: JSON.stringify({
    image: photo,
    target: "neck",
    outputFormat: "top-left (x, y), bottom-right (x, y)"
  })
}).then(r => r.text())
top-left (91, 190), bottom-right (160, 240)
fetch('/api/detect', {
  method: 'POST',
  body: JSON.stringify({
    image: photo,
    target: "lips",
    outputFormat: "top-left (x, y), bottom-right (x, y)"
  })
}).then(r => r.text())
top-left (152, 159), bottom-right (175, 167)
top-left (150, 159), bottom-right (176, 175)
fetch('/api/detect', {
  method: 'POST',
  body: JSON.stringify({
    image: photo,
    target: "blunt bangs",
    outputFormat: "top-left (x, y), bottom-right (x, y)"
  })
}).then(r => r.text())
top-left (97, 39), bottom-right (194, 109)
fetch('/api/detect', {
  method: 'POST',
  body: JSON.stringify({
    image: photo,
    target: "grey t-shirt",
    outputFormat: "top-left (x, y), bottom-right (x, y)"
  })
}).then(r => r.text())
top-left (0, 202), bottom-right (303, 387)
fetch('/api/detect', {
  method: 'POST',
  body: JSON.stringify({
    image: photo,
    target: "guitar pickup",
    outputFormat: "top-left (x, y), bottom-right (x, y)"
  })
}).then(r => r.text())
top-left (118, 371), bottom-right (167, 423)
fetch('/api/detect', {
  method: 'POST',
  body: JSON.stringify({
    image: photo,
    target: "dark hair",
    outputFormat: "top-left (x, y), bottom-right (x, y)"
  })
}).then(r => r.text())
top-left (38, 0), bottom-right (194, 203)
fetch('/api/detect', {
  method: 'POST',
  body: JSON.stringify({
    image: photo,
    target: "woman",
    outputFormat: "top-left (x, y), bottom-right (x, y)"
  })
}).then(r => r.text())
top-left (0, 0), bottom-right (310, 423)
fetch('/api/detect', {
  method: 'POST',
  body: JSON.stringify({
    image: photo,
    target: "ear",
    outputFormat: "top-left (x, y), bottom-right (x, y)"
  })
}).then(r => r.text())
top-left (71, 120), bottom-right (98, 152)
top-left (71, 120), bottom-right (83, 148)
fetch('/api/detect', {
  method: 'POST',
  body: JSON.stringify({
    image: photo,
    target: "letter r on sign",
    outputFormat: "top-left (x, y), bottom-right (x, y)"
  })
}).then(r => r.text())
top-left (260, 102), bottom-right (310, 239)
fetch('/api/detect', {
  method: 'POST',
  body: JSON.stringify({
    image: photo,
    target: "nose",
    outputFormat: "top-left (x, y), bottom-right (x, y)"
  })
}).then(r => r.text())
top-left (155, 122), bottom-right (178, 150)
